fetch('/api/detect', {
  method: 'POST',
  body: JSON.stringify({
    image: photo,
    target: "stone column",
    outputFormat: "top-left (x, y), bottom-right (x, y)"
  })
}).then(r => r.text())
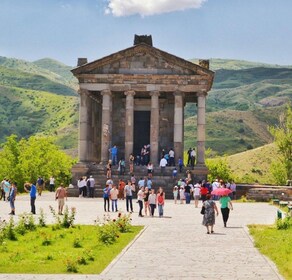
top-left (101, 89), bottom-right (112, 163)
top-left (197, 91), bottom-right (207, 165)
top-left (150, 91), bottom-right (160, 164)
top-left (79, 89), bottom-right (92, 162)
top-left (173, 91), bottom-right (184, 163)
top-left (124, 90), bottom-right (135, 160)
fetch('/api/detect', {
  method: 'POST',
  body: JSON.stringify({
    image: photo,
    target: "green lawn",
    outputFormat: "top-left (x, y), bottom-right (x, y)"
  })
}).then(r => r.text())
top-left (249, 224), bottom-right (292, 279)
top-left (0, 224), bottom-right (143, 274)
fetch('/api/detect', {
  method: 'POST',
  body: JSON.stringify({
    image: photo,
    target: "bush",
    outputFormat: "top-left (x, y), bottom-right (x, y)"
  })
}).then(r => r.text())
top-left (97, 222), bottom-right (119, 245)
top-left (115, 213), bottom-right (132, 233)
top-left (65, 259), bottom-right (78, 273)
top-left (277, 216), bottom-right (292, 230)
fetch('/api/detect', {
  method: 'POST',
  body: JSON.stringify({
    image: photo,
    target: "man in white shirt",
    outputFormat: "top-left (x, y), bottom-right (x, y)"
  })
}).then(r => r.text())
top-left (159, 157), bottom-right (168, 176)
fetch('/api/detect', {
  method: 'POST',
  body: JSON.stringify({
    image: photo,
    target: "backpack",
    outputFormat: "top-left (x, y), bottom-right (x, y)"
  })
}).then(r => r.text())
top-left (86, 180), bottom-right (90, 187)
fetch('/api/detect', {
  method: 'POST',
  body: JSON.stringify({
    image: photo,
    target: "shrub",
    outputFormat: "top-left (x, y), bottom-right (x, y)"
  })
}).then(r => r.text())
top-left (115, 213), bottom-right (132, 233)
top-left (62, 207), bottom-right (76, 228)
top-left (38, 208), bottom-right (47, 227)
top-left (276, 216), bottom-right (292, 230)
top-left (97, 222), bottom-right (119, 245)
top-left (5, 217), bottom-right (17, 241)
top-left (65, 259), bottom-right (78, 273)
top-left (73, 237), bottom-right (82, 248)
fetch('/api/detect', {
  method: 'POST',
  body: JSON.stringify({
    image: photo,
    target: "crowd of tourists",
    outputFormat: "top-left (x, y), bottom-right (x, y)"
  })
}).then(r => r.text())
top-left (1, 160), bottom-right (236, 232)
top-left (0, 176), bottom-right (66, 216)
top-left (102, 177), bottom-right (166, 218)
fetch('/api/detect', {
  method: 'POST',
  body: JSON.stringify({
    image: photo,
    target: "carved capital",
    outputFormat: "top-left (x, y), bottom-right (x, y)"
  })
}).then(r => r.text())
top-left (149, 90), bottom-right (160, 97)
top-left (124, 90), bottom-right (136, 97)
top-left (173, 90), bottom-right (184, 98)
top-left (100, 89), bottom-right (112, 97)
top-left (197, 90), bottom-right (207, 97)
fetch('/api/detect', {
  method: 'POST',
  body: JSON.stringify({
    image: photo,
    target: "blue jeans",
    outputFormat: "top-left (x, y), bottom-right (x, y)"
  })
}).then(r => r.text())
top-left (126, 196), bottom-right (133, 212)
top-left (158, 204), bottom-right (163, 217)
top-left (111, 199), bottom-right (118, 212)
top-left (185, 192), bottom-right (191, 204)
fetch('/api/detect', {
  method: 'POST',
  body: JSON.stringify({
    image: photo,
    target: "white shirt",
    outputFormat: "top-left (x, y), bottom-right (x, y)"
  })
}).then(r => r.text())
top-left (159, 158), bottom-right (167, 167)
top-left (169, 150), bottom-right (174, 158)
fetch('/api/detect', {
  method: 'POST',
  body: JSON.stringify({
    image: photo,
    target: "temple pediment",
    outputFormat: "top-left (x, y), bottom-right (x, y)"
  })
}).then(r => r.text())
top-left (72, 43), bottom-right (213, 78)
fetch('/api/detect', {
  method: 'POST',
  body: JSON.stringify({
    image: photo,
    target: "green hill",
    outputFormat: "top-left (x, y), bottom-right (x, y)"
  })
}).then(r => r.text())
top-left (226, 143), bottom-right (279, 184)
top-left (0, 56), bottom-right (291, 157)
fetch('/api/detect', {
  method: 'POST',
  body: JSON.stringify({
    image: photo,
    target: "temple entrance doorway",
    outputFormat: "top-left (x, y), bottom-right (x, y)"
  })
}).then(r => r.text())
top-left (133, 111), bottom-right (150, 159)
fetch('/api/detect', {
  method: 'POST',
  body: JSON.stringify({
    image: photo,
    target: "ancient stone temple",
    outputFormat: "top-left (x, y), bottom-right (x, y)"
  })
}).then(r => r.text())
top-left (71, 35), bottom-right (214, 182)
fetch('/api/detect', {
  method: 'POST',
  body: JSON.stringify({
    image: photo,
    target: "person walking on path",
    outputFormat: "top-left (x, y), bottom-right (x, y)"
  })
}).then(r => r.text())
top-left (219, 193), bottom-right (233, 227)
top-left (103, 184), bottom-right (111, 212)
top-left (110, 185), bottom-right (119, 212)
top-left (157, 187), bottom-right (165, 218)
top-left (36, 176), bottom-right (44, 196)
top-left (55, 183), bottom-right (67, 215)
top-left (24, 182), bottom-right (37, 214)
top-left (173, 186), bottom-right (178, 204)
top-left (49, 176), bottom-right (55, 192)
top-left (124, 181), bottom-right (134, 213)
top-left (193, 181), bottom-right (201, 208)
top-left (202, 194), bottom-right (219, 234)
top-left (8, 182), bottom-right (17, 215)
top-left (137, 186), bottom-right (144, 217)
top-left (148, 189), bottom-right (157, 217)
top-left (118, 179), bottom-right (125, 200)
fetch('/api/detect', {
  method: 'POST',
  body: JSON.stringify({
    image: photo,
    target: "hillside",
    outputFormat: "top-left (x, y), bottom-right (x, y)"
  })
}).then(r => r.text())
top-left (0, 56), bottom-right (291, 156)
top-left (0, 56), bottom-right (77, 95)
top-left (226, 143), bottom-right (280, 184)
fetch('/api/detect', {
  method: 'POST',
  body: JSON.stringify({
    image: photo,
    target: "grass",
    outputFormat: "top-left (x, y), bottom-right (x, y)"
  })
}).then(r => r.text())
top-left (0, 224), bottom-right (142, 274)
top-left (249, 223), bottom-right (292, 279)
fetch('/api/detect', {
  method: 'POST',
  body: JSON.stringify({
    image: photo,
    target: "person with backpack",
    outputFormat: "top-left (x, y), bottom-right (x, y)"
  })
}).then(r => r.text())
top-left (103, 184), bottom-right (111, 212)
top-left (157, 187), bottom-right (165, 218)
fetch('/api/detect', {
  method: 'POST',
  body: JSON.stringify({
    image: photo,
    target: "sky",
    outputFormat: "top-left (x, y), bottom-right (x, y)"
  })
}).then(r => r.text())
top-left (0, 0), bottom-right (292, 67)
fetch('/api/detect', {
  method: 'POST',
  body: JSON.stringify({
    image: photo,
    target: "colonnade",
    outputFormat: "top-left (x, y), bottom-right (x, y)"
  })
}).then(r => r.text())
top-left (78, 88), bottom-right (207, 167)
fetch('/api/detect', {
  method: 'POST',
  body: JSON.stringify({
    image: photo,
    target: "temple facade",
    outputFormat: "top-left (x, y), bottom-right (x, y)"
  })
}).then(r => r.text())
top-left (71, 36), bottom-right (214, 180)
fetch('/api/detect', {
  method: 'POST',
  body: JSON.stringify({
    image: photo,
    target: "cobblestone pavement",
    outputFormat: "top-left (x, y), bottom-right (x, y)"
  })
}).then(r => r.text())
top-left (0, 192), bottom-right (284, 280)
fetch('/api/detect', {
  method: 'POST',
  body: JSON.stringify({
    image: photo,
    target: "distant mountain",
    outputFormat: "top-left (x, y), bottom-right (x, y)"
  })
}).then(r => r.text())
top-left (0, 56), bottom-right (77, 95)
top-left (0, 56), bottom-right (78, 149)
top-left (190, 58), bottom-right (292, 71)
top-left (0, 56), bottom-right (291, 156)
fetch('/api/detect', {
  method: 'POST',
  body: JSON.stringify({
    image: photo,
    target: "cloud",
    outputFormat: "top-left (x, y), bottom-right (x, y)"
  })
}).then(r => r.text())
top-left (105, 0), bottom-right (207, 17)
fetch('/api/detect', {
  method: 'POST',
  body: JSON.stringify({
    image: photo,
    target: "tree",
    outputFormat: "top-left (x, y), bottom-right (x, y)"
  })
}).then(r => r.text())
top-left (0, 135), bottom-right (75, 192)
top-left (206, 156), bottom-right (233, 182)
top-left (269, 104), bottom-right (292, 183)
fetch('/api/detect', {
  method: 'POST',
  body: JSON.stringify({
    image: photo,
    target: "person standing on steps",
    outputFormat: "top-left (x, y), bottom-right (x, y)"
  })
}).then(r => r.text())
top-left (109, 145), bottom-right (118, 165)
top-left (24, 182), bottom-right (37, 214)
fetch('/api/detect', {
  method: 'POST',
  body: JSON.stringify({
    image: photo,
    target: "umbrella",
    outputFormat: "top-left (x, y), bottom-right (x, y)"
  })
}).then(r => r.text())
top-left (211, 188), bottom-right (232, 196)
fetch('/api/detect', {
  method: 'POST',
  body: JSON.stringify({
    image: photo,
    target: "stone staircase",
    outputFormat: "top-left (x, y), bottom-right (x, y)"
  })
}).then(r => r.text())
top-left (68, 164), bottom-right (184, 199)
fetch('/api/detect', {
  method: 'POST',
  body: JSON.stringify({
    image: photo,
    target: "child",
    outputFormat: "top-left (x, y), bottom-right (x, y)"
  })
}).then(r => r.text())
top-left (173, 186), bottom-right (178, 204)
top-left (179, 186), bottom-right (185, 204)
top-left (172, 168), bottom-right (178, 179)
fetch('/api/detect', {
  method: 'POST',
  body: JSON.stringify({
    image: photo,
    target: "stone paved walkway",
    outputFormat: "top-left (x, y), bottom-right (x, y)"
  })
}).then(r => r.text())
top-left (0, 192), bottom-right (284, 279)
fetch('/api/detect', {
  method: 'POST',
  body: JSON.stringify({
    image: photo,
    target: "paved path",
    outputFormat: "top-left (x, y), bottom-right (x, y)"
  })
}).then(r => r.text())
top-left (0, 193), bottom-right (284, 280)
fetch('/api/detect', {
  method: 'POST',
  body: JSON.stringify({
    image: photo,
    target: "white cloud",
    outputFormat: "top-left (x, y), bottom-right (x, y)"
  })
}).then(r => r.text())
top-left (106, 0), bottom-right (207, 17)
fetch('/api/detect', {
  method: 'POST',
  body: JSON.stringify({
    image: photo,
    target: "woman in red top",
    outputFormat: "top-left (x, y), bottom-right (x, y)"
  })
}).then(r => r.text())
top-left (157, 187), bottom-right (165, 218)
top-left (200, 184), bottom-right (209, 202)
